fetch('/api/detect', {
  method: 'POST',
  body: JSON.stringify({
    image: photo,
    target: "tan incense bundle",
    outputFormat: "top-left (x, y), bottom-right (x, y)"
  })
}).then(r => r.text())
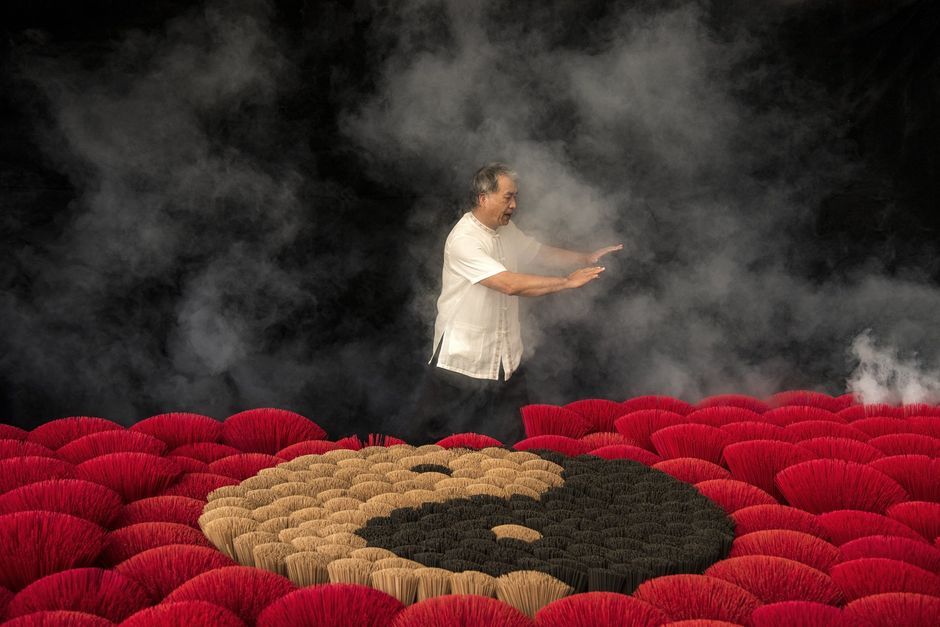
top-left (414, 567), bottom-right (452, 601)
top-left (448, 453), bottom-right (486, 470)
top-left (336, 456), bottom-right (372, 469)
top-left (348, 480), bottom-right (394, 501)
top-left (495, 570), bottom-right (573, 617)
top-left (327, 557), bottom-right (373, 585)
top-left (282, 470), bottom-right (318, 483)
top-left (290, 535), bottom-right (326, 552)
top-left (395, 455), bottom-right (428, 470)
top-left (244, 488), bottom-right (278, 507)
top-left (271, 481), bottom-right (320, 498)
top-left (207, 485), bottom-right (247, 501)
top-left (479, 458), bottom-right (519, 471)
top-left (384, 469), bottom-right (418, 483)
top-left (201, 516), bottom-right (258, 560)
top-left (367, 492), bottom-right (407, 507)
top-left (335, 466), bottom-right (373, 480)
top-left (373, 556), bottom-right (422, 571)
top-left (349, 546), bottom-right (397, 562)
top-left (321, 531), bottom-right (368, 549)
top-left (198, 506), bottom-right (253, 527)
top-left (326, 509), bottom-right (368, 525)
top-left (250, 504), bottom-right (289, 522)
top-left (382, 446), bottom-right (417, 462)
top-left (252, 541), bottom-right (296, 576)
top-left (316, 543), bottom-right (354, 560)
top-left (476, 475), bottom-right (511, 488)
top-left (203, 495), bottom-right (248, 512)
top-left (306, 477), bottom-right (349, 493)
top-left (348, 472), bottom-right (386, 485)
top-left (272, 495), bottom-right (320, 512)
top-left (434, 477), bottom-right (474, 490)
top-left (316, 522), bottom-right (361, 537)
top-left (451, 467), bottom-right (484, 479)
top-left (370, 462), bottom-right (397, 474)
top-left (521, 459), bottom-right (563, 474)
top-left (257, 516), bottom-right (292, 534)
top-left (432, 487), bottom-right (464, 500)
top-left (358, 445), bottom-right (390, 458)
top-left (411, 473), bottom-right (447, 489)
top-left (279, 455), bottom-right (319, 471)
top-left (359, 500), bottom-right (397, 517)
top-left (450, 570), bottom-right (497, 597)
top-left (257, 467), bottom-right (293, 482)
top-left (241, 475), bottom-right (281, 491)
top-left (233, 531), bottom-right (278, 566)
top-left (298, 518), bottom-right (334, 533)
top-left (322, 496), bottom-right (363, 513)
top-left (391, 479), bottom-right (424, 493)
top-left (512, 476), bottom-right (549, 493)
top-left (334, 467), bottom-right (368, 483)
top-left (505, 451), bottom-right (539, 464)
top-left (401, 489), bottom-right (437, 505)
top-left (303, 463), bottom-right (341, 478)
top-left (491, 524), bottom-right (543, 543)
top-left (520, 469), bottom-right (564, 487)
top-left (370, 567), bottom-right (418, 605)
top-left (414, 443), bottom-right (448, 454)
top-left (484, 467), bottom-right (519, 480)
top-left (418, 490), bottom-right (449, 503)
top-left (203, 496), bottom-right (251, 512)
top-left (285, 551), bottom-right (331, 586)
top-left (278, 526), bottom-right (310, 543)
top-left (289, 506), bottom-right (330, 525)
top-left (480, 446), bottom-right (511, 459)
top-left (258, 466), bottom-right (293, 478)
top-left (314, 488), bottom-right (348, 503)
top-left (321, 449), bottom-right (360, 461)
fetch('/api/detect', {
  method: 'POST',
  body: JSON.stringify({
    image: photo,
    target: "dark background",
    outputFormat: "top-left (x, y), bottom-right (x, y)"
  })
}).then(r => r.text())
top-left (2, 0), bottom-right (939, 436)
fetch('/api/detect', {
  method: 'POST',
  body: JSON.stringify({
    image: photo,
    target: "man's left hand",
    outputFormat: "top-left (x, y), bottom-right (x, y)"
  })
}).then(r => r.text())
top-left (585, 244), bottom-right (623, 265)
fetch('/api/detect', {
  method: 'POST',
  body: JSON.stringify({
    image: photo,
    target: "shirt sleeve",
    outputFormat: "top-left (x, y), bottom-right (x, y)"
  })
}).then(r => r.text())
top-left (446, 235), bottom-right (508, 285)
top-left (508, 222), bottom-right (542, 264)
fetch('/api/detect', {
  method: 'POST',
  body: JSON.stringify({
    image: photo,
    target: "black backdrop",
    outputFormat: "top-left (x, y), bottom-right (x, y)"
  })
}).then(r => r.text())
top-left (2, 0), bottom-right (939, 436)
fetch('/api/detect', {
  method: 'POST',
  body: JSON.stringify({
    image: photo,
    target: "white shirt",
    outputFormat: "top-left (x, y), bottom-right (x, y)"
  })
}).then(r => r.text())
top-left (431, 212), bottom-right (542, 380)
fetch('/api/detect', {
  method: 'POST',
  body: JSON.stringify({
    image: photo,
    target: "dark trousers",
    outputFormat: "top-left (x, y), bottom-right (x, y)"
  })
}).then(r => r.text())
top-left (405, 345), bottom-right (529, 446)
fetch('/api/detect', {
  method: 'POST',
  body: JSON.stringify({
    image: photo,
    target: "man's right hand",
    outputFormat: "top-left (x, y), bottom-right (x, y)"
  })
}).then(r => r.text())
top-left (565, 266), bottom-right (605, 289)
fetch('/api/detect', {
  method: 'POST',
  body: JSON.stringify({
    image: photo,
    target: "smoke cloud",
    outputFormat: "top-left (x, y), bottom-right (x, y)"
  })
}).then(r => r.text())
top-left (847, 330), bottom-right (940, 405)
top-left (341, 0), bottom-right (940, 416)
top-left (1, 0), bottom-right (382, 431)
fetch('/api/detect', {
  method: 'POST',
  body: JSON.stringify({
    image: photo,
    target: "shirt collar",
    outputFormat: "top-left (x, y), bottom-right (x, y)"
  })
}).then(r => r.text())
top-left (468, 211), bottom-right (499, 235)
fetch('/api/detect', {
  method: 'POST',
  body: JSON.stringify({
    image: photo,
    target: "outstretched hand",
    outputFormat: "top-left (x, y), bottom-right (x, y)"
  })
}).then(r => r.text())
top-left (586, 244), bottom-right (624, 265)
top-left (565, 265), bottom-right (605, 289)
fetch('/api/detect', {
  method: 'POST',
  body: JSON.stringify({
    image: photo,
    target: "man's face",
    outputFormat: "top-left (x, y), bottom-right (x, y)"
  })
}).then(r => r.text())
top-left (479, 175), bottom-right (518, 228)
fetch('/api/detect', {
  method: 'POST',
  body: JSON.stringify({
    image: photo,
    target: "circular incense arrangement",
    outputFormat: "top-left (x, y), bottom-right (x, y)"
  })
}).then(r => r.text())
top-left (199, 444), bottom-right (733, 611)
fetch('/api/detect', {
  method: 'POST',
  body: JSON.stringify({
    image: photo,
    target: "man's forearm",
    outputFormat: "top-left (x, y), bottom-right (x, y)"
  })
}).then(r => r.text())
top-left (534, 244), bottom-right (588, 269)
top-left (512, 273), bottom-right (571, 297)
top-left (480, 271), bottom-right (570, 297)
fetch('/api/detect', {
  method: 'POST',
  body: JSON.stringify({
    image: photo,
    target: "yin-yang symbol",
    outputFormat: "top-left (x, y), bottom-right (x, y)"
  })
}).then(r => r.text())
top-left (201, 445), bottom-right (733, 595)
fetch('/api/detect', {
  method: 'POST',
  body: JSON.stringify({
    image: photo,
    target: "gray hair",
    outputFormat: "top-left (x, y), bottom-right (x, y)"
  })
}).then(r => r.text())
top-left (471, 162), bottom-right (517, 206)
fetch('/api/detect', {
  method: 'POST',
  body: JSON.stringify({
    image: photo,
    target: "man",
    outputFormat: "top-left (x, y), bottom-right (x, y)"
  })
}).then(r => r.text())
top-left (411, 162), bottom-right (622, 444)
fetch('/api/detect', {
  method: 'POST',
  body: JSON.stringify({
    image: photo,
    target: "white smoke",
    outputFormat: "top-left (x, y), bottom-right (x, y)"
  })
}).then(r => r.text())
top-left (847, 330), bottom-right (940, 405)
top-left (342, 0), bottom-right (852, 403)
